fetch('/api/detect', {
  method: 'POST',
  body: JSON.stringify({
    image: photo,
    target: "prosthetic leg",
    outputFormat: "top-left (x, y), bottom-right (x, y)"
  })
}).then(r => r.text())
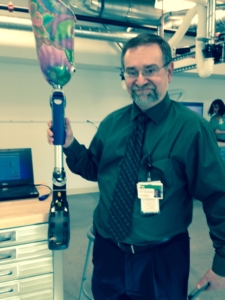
top-left (49, 88), bottom-right (69, 250)
top-left (28, 0), bottom-right (76, 250)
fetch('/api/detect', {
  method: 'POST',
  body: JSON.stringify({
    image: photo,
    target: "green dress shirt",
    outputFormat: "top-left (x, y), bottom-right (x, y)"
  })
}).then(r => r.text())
top-left (64, 93), bottom-right (225, 276)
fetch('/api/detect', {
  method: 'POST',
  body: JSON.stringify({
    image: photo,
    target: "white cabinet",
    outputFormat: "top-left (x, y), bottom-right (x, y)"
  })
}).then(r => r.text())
top-left (0, 274), bottom-right (53, 299)
top-left (0, 223), bottom-right (60, 300)
top-left (6, 289), bottom-right (53, 300)
top-left (0, 257), bottom-right (53, 283)
top-left (0, 224), bottom-right (49, 247)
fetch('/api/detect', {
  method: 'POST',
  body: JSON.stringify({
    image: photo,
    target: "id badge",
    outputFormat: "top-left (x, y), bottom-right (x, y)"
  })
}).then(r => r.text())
top-left (140, 198), bottom-right (160, 214)
top-left (137, 181), bottom-right (163, 214)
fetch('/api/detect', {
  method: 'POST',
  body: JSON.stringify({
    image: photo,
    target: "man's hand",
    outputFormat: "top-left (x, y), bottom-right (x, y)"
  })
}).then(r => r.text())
top-left (47, 117), bottom-right (74, 148)
top-left (197, 269), bottom-right (225, 291)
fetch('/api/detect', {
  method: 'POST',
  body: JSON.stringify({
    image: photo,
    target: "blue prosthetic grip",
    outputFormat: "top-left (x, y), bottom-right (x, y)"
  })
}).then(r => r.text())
top-left (50, 90), bottom-right (66, 145)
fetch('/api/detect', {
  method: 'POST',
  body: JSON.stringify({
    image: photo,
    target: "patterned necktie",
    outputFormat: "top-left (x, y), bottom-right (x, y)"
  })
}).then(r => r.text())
top-left (107, 113), bottom-right (149, 243)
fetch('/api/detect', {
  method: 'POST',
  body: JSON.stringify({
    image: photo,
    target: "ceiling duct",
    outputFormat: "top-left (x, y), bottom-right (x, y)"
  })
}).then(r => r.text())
top-left (68, 0), bottom-right (162, 26)
top-left (0, 0), bottom-right (225, 42)
top-left (0, 0), bottom-right (185, 40)
top-left (0, 15), bottom-right (140, 42)
top-left (66, 0), bottom-right (225, 34)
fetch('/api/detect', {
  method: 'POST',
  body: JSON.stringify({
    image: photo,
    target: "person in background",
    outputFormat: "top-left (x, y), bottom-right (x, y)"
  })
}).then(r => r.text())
top-left (208, 99), bottom-right (225, 142)
top-left (47, 33), bottom-right (225, 300)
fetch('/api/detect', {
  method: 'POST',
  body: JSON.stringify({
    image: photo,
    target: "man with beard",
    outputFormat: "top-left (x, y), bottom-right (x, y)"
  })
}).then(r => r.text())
top-left (47, 33), bottom-right (225, 299)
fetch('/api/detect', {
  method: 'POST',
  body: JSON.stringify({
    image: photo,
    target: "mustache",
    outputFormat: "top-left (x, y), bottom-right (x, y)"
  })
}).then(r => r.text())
top-left (131, 83), bottom-right (156, 91)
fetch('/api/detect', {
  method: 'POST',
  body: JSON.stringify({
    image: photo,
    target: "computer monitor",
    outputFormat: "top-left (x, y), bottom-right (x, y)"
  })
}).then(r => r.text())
top-left (181, 102), bottom-right (204, 116)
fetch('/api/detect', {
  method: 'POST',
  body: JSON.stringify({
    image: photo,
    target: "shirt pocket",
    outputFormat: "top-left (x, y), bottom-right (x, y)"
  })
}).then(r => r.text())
top-left (150, 158), bottom-right (182, 190)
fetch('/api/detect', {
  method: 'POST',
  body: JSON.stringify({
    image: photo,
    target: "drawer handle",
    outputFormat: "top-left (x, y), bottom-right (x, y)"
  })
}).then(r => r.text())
top-left (0, 236), bottom-right (12, 243)
top-left (0, 254), bottom-right (12, 260)
top-left (0, 288), bottom-right (13, 294)
top-left (0, 271), bottom-right (13, 277)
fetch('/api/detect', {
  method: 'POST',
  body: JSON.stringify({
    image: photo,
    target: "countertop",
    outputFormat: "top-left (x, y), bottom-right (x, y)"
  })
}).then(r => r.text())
top-left (0, 185), bottom-right (52, 229)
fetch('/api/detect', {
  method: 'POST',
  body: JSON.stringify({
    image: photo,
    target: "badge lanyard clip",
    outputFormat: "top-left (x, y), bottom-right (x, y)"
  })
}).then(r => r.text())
top-left (146, 160), bottom-right (152, 182)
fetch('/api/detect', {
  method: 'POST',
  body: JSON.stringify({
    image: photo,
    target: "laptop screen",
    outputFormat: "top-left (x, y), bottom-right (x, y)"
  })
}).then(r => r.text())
top-left (0, 148), bottom-right (35, 187)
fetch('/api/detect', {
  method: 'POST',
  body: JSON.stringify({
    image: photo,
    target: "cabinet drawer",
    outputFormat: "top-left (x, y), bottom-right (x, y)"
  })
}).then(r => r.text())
top-left (0, 274), bottom-right (53, 299)
top-left (6, 289), bottom-right (53, 300)
top-left (0, 242), bottom-right (52, 265)
top-left (0, 224), bottom-right (48, 248)
top-left (0, 257), bottom-right (53, 283)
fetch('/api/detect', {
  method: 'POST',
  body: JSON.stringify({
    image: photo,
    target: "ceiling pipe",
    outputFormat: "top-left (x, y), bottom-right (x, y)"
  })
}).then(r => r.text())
top-left (168, 4), bottom-right (205, 49)
top-left (0, 1), bottom-right (221, 56)
top-left (206, 0), bottom-right (216, 45)
top-left (157, 9), bottom-right (190, 38)
top-left (1, 1), bottom-right (225, 36)
top-left (164, 3), bottom-right (225, 31)
top-left (0, 16), bottom-right (31, 31)
top-left (68, 0), bottom-right (161, 26)
top-left (0, 16), bottom-right (139, 43)
top-left (69, 0), bottom-right (225, 34)
top-left (0, 4), bottom-right (153, 31)
top-left (168, 1), bottom-right (215, 78)
top-left (161, 9), bottom-right (189, 24)
top-left (0, 14), bottom-right (197, 43)
top-left (0, 3), bottom-right (197, 37)
top-left (195, 2), bottom-right (214, 78)
top-left (75, 26), bottom-right (138, 42)
top-left (0, 4), bottom-right (28, 13)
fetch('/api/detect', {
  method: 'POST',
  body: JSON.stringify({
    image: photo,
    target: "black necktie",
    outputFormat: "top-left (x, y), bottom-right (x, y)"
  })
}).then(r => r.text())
top-left (107, 113), bottom-right (149, 243)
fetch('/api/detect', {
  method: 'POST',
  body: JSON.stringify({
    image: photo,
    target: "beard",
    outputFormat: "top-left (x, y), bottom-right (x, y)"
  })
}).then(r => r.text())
top-left (131, 83), bottom-right (164, 110)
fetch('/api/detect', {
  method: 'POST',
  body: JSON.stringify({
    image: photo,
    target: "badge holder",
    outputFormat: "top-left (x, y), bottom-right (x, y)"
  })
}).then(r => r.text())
top-left (137, 179), bottom-right (163, 214)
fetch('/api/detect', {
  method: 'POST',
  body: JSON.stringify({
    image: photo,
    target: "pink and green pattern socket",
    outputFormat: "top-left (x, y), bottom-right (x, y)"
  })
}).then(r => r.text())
top-left (28, 0), bottom-right (76, 87)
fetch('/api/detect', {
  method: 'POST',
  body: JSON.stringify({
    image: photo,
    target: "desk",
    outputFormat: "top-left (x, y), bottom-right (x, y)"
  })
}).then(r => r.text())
top-left (0, 185), bottom-right (52, 228)
top-left (0, 185), bottom-right (63, 300)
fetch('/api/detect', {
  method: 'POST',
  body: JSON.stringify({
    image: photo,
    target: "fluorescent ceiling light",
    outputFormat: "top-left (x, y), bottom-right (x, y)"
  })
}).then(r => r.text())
top-left (155, 0), bottom-right (196, 12)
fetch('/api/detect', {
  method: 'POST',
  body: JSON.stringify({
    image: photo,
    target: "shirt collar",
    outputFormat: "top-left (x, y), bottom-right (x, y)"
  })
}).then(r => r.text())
top-left (131, 93), bottom-right (171, 124)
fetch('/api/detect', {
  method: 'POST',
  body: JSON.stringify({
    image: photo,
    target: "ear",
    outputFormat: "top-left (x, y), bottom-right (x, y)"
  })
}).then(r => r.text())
top-left (167, 61), bottom-right (174, 83)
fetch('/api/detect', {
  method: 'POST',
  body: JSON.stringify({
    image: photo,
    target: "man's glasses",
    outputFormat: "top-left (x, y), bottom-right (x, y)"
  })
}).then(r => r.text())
top-left (123, 61), bottom-right (171, 80)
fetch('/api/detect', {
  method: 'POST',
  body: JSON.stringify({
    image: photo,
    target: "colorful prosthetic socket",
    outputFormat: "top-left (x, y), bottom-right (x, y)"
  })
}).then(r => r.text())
top-left (28, 0), bottom-right (76, 87)
top-left (28, 0), bottom-right (76, 250)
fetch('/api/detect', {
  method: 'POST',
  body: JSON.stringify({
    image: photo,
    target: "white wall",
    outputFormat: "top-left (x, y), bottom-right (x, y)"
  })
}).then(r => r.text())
top-left (0, 29), bottom-right (225, 192)
top-left (170, 73), bottom-right (225, 119)
top-left (0, 59), bottom-right (130, 192)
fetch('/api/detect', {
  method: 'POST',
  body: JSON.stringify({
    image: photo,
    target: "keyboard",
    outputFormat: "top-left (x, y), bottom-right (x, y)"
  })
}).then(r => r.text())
top-left (0, 185), bottom-right (39, 200)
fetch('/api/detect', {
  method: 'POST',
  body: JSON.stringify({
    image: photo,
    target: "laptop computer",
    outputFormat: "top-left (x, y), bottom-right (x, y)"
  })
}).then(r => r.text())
top-left (0, 148), bottom-right (39, 201)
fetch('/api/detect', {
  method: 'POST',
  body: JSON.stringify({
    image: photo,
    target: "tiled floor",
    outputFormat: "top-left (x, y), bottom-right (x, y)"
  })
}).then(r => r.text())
top-left (63, 193), bottom-right (225, 300)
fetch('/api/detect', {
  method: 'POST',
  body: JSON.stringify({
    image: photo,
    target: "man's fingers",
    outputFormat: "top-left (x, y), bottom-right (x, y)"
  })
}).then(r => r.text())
top-left (65, 118), bottom-right (71, 130)
top-left (47, 128), bottom-right (53, 137)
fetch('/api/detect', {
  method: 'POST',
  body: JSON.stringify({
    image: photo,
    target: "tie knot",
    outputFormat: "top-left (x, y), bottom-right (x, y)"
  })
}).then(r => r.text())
top-left (137, 113), bottom-right (149, 124)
